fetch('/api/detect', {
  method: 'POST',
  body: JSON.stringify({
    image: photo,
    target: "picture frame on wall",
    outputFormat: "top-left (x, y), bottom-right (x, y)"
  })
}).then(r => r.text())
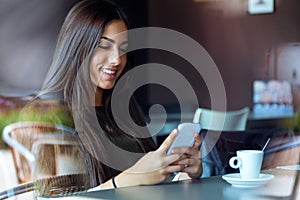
top-left (248, 0), bottom-right (275, 15)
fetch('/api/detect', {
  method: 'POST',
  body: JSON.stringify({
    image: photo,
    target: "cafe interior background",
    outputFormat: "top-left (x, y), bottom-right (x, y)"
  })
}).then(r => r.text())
top-left (0, 0), bottom-right (300, 197)
top-left (1, 0), bottom-right (300, 110)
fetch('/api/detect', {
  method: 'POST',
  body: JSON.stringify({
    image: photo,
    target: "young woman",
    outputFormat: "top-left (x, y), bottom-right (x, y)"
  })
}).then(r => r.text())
top-left (39, 0), bottom-right (202, 190)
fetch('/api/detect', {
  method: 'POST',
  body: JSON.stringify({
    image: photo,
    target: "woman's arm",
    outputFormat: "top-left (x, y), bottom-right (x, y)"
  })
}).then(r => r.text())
top-left (100, 129), bottom-right (184, 189)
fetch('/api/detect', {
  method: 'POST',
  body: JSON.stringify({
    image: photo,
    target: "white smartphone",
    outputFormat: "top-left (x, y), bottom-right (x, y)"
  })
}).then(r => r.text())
top-left (167, 123), bottom-right (201, 155)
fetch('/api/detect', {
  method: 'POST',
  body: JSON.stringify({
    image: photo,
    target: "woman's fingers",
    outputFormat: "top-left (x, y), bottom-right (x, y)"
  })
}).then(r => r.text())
top-left (169, 143), bottom-right (202, 179)
top-left (192, 134), bottom-right (202, 149)
top-left (164, 153), bottom-right (182, 165)
top-left (164, 165), bottom-right (183, 174)
top-left (178, 157), bottom-right (202, 178)
top-left (171, 147), bottom-right (201, 158)
top-left (158, 129), bottom-right (178, 152)
top-left (174, 157), bottom-right (201, 166)
top-left (183, 164), bottom-right (202, 178)
top-left (147, 129), bottom-right (203, 182)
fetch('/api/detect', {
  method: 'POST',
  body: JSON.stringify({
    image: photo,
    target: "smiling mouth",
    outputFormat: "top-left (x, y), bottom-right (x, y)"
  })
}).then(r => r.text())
top-left (102, 68), bottom-right (117, 75)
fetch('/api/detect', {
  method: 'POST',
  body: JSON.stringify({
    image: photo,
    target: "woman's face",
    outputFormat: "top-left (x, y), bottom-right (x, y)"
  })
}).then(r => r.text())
top-left (90, 20), bottom-right (128, 90)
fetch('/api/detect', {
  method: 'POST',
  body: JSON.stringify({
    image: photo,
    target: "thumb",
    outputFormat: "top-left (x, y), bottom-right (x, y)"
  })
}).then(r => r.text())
top-left (192, 134), bottom-right (202, 149)
top-left (158, 129), bottom-right (178, 152)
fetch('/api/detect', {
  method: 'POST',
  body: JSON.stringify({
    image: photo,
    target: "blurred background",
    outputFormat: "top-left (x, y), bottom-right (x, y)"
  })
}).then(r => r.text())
top-left (1, 0), bottom-right (300, 112)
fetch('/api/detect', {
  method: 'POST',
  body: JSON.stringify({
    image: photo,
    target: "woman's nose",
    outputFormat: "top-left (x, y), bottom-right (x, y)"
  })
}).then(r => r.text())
top-left (109, 49), bottom-right (121, 66)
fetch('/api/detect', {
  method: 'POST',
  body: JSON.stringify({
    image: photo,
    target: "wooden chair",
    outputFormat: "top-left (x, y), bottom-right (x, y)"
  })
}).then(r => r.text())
top-left (2, 121), bottom-right (85, 183)
top-left (0, 173), bottom-right (90, 199)
top-left (263, 134), bottom-right (300, 169)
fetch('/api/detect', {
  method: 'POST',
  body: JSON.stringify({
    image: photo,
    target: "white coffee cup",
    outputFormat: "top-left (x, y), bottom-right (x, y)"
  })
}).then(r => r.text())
top-left (229, 150), bottom-right (263, 179)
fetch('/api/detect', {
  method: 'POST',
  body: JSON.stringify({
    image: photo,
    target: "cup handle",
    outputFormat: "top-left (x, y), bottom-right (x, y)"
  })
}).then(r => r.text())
top-left (229, 156), bottom-right (241, 169)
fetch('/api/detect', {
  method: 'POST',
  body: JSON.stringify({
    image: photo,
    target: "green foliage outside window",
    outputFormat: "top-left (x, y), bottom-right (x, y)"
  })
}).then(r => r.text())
top-left (0, 96), bottom-right (74, 149)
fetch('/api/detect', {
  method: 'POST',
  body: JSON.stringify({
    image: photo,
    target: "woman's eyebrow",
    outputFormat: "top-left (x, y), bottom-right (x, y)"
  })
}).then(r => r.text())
top-left (101, 36), bottom-right (128, 45)
top-left (101, 36), bottom-right (115, 43)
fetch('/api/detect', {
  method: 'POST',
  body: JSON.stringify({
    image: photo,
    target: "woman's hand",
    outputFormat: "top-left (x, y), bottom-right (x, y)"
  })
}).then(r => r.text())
top-left (116, 129), bottom-right (184, 187)
top-left (170, 134), bottom-right (202, 179)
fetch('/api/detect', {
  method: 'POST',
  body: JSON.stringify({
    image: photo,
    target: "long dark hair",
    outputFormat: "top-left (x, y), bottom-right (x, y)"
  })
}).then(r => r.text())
top-left (41, 0), bottom-right (129, 105)
top-left (40, 0), bottom-right (156, 187)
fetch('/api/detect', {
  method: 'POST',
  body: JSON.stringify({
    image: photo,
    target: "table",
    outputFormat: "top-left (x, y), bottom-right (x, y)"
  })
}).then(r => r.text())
top-left (39, 168), bottom-right (300, 200)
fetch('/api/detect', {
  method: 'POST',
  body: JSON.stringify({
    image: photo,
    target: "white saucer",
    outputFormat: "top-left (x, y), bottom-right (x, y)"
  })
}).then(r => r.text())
top-left (222, 173), bottom-right (274, 188)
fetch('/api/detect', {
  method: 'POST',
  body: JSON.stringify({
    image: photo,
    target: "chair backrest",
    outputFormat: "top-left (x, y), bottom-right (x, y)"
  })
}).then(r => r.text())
top-left (2, 121), bottom-right (85, 183)
top-left (193, 107), bottom-right (250, 131)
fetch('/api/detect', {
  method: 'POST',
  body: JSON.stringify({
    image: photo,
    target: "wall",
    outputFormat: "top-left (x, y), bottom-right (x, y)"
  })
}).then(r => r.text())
top-left (0, 0), bottom-right (79, 91)
top-left (0, 0), bottom-right (147, 94)
top-left (147, 0), bottom-right (300, 111)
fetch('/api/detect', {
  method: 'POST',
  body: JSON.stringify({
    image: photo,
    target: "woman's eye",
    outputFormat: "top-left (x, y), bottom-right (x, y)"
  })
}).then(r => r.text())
top-left (119, 46), bottom-right (128, 53)
top-left (98, 44), bottom-right (111, 50)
